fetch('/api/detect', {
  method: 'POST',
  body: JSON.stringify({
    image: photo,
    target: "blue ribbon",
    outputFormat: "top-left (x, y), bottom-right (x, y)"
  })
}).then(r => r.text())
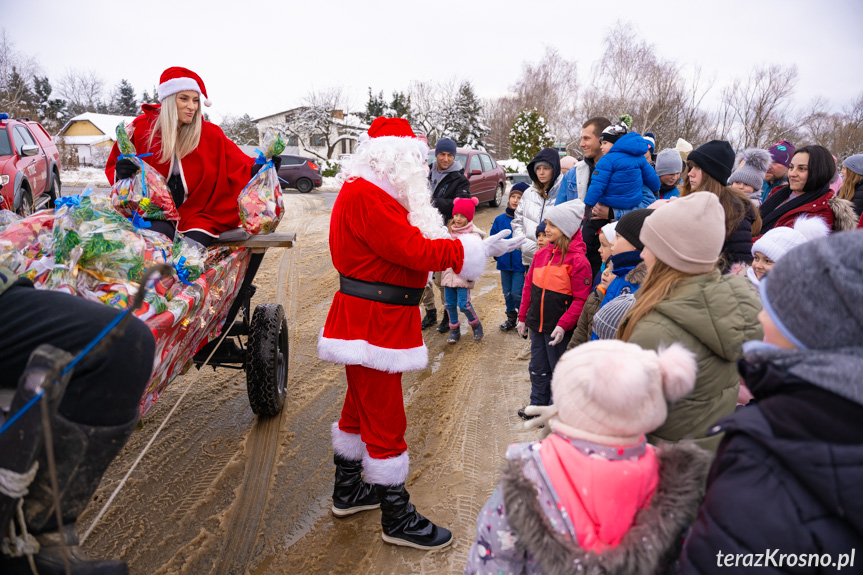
top-left (55, 195), bottom-right (81, 210)
top-left (175, 256), bottom-right (193, 286)
top-left (131, 213), bottom-right (151, 229)
top-left (119, 153), bottom-right (154, 199)
top-left (240, 150), bottom-right (274, 195)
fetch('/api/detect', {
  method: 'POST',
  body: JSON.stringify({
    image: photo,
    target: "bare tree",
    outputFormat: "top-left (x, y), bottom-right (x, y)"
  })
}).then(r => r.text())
top-left (718, 64), bottom-right (799, 148)
top-left (57, 68), bottom-right (106, 116)
top-left (408, 79), bottom-right (461, 147)
top-left (275, 87), bottom-right (363, 161)
top-left (0, 29), bottom-right (40, 118)
top-left (482, 95), bottom-right (520, 158)
top-left (800, 92), bottom-right (863, 160)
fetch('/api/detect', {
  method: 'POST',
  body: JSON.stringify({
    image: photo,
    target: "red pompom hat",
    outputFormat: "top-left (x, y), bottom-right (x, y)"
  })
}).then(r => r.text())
top-left (367, 116), bottom-right (416, 138)
top-left (158, 66), bottom-right (212, 107)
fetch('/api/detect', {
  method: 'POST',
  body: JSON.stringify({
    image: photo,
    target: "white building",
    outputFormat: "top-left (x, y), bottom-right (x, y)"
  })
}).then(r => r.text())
top-left (253, 108), bottom-right (366, 160)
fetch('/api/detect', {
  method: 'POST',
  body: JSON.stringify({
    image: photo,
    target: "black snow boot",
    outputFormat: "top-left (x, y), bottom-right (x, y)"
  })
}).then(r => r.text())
top-left (375, 484), bottom-right (453, 550)
top-left (499, 311), bottom-right (518, 331)
top-left (0, 413), bottom-right (137, 575)
top-left (420, 308), bottom-right (437, 330)
top-left (331, 454), bottom-right (380, 517)
top-left (435, 309), bottom-right (450, 333)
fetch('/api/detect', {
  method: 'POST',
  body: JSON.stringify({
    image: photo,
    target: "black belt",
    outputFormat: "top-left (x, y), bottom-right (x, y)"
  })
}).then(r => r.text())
top-left (339, 274), bottom-right (424, 306)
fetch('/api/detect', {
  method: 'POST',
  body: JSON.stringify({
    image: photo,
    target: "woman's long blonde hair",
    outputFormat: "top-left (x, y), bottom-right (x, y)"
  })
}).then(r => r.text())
top-left (839, 169), bottom-right (862, 204)
top-left (618, 259), bottom-right (697, 341)
top-left (148, 93), bottom-right (203, 165)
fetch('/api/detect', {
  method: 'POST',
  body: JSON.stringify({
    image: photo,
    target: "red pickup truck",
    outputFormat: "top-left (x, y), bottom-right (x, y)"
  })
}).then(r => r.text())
top-left (0, 114), bottom-right (62, 216)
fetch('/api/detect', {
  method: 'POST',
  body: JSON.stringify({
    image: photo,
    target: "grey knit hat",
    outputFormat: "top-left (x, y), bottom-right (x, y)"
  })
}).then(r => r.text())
top-left (728, 147), bottom-right (772, 189)
top-left (655, 149), bottom-right (684, 176)
top-left (593, 294), bottom-right (636, 340)
top-left (843, 154), bottom-right (863, 176)
top-left (543, 200), bottom-right (585, 239)
top-left (761, 230), bottom-right (863, 351)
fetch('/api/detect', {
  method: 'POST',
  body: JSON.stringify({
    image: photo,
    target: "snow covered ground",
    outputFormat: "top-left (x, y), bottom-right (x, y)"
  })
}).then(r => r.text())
top-left (61, 167), bottom-right (110, 190)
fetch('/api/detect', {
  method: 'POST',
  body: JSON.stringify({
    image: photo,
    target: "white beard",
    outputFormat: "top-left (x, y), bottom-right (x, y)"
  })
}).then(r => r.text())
top-left (339, 135), bottom-right (449, 239)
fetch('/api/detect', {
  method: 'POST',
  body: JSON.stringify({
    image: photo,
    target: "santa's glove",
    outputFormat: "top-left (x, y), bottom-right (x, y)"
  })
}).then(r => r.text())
top-left (516, 321), bottom-right (527, 338)
top-left (483, 229), bottom-right (526, 258)
top-left (115, 158), bottom-right (138, 180)
top-left (524, 405), bottom-right (556, 438)
top-left (251, 155), bottom-right (283, 177)
top-left (549, 326), bottom-right (566, 346)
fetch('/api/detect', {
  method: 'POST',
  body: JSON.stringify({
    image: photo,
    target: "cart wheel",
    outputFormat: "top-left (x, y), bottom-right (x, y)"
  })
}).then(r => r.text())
top-left (246, 303), bottom-right (288, 416)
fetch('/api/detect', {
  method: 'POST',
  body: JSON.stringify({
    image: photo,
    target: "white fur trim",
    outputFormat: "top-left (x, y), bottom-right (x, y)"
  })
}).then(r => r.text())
top-left (318, 330), bottom-right (428, 373)
top-left (362, 451), bottom-right (409, 486)
top-left (457, 233), bottom-right (486, 281)
top-left (331, 422), bottom-right (365, 461)
top-left (158, 77), bottom-right (203, 101)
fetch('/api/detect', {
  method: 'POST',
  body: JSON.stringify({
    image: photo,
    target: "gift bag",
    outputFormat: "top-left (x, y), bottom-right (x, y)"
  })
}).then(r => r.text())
top-left (111, 122), bottom-right (180, 222)
top-left (237, 131), bottom-right (286, 235)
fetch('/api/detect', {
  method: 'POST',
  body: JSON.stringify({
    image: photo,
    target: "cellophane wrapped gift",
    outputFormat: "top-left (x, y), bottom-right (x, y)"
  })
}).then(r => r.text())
top-left (111, 122), bottom-right (181, 222)
top-left (0, 210), bottom-right (55, 285)
top-left (237, 132), bottom-right (286, 235)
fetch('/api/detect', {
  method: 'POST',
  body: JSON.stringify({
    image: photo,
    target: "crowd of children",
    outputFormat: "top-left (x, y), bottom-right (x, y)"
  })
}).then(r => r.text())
top-left (412, 123), bottom-right (863, 574)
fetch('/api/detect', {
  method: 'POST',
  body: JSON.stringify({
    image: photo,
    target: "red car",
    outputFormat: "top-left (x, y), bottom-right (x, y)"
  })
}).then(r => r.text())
top-left (0, 114), bottom-right (62, 216)
top-left (428, 147), bottom-right (507, 207)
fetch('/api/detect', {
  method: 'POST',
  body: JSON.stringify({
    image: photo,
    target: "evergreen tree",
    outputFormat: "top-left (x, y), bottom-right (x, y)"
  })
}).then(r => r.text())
top-left (3, 66), bottom-right (37, 118)
top-left (390, 91), bottom-right (412, 122)
top-left (452, 81), bottom-right (488, 151)
top-left (221, 113), bottom-right (259, 145)
top-left (509, 108), bottom-right (553, 162)
top-left (360, 88), bottom-right (386, 123)
top-left (33, 76), bottom-right (68, 134)
top-left (111, 79), bottom-right (138, 115)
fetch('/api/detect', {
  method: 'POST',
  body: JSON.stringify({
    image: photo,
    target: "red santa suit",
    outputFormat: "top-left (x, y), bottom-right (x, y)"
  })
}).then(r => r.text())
top-left (319, 118), bottom-right (490, 486)
top-left (105, 103), bottom-right (255, 238)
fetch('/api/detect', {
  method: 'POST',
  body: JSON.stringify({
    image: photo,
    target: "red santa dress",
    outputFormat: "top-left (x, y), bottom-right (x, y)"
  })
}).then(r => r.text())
top-left (105, 103), bottom-right (255, 238)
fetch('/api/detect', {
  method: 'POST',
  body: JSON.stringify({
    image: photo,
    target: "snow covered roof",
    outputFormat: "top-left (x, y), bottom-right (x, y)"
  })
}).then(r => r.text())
top-left (61, 135), bottom-right (114, 146)
top-left (58, 112), bottom-right (138, 140)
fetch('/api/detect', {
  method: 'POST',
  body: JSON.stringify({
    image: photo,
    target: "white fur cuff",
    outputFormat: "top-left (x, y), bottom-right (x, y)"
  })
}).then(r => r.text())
top-left (362, 451), bottom-right (409, 486)
top-left (457, 233), bottom-right (486, 281)
top-left (318, 331), bottom-right (429, 373)
top-left (331, 422), bottom-right (365, 461)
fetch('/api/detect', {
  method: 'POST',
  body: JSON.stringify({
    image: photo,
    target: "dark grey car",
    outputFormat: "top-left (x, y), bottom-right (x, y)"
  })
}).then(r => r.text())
top-left (277, 155), bottom-right (323, 193)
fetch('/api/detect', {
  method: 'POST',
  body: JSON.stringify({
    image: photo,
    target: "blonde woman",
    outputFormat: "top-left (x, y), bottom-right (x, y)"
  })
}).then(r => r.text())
top-left (618, 192), bottom-right (762, 452)
top-left (839, 154), bottom-right (863, 218)
top-left (106, 67), bottom-right (278, 245)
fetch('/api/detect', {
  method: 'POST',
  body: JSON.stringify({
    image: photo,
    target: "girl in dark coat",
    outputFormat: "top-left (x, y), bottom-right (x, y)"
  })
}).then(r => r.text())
top-left (680, 231), bottom-right (863, 574)
top-left (680, 140), bottom-right (762, 273)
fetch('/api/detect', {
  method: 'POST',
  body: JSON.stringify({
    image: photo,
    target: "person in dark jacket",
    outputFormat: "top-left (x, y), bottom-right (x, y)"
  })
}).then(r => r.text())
top-left (680, 140), bottom-right (761, 273)
top-left (680, 230), bottom-right (863, 574)
top-left (758, 145), bottom-right (859, 240)
top-left (491, 183), bottom-right (528, 331)
top-left (421, 137), bottom-right (471, 331)
top-left (839, 154), bottom-right (863, 219)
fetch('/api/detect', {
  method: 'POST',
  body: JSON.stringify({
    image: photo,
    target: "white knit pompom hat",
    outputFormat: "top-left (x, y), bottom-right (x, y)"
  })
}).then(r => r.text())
top-left (751, 216), bottom-right (831, 262)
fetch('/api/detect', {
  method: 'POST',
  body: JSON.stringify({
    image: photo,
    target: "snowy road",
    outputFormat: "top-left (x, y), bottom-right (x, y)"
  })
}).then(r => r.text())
top-left (79, 191), bottom-right (540, 574)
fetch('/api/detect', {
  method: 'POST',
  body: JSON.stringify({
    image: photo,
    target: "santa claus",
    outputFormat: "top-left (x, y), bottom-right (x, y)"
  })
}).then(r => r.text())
top-left (318, 117), bottom-right (523, 550)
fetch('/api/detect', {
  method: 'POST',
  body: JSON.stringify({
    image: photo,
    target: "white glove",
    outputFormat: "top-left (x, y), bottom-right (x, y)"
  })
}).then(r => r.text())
top-left (549, 326), bottom-right (565, 346)
top-left (516, 321), bottom-right (527, 338)
top-left (524, 404), bottom-right (557, 438)
top-left (483, 229), bottom-right (526, 258)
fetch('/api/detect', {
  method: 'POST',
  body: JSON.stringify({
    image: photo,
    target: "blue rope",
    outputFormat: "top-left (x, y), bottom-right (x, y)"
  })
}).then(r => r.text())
top-left (0, 389), bottom-right (45, 436)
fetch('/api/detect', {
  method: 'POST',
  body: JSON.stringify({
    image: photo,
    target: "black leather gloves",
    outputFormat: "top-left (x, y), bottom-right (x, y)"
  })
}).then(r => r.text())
top-left (115, 158), bottom-right (138, 180)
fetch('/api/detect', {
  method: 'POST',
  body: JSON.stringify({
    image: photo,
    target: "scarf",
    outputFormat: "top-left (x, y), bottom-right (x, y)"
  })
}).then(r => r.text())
top-left (760, 184), bottom-right (830, 232)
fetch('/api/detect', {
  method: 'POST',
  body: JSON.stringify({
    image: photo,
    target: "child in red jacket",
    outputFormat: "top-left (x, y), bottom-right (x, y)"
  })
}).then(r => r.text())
top-left (517, 200), bottom-right (591, 419)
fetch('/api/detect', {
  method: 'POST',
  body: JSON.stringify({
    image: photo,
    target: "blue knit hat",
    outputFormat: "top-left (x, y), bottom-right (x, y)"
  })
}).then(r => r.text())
top-left (510, 182), bottom-right (529, 194)
top-left (536, 221), bottom-right (547, 238)
top-left (434, 138), bottom-right (457, 156)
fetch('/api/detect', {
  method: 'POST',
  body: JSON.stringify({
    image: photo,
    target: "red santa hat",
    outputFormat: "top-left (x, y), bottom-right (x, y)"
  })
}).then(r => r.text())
top-left (367, 116), bottom-right (416, 138)
top-left (158, 66), bottom-right (212, 107)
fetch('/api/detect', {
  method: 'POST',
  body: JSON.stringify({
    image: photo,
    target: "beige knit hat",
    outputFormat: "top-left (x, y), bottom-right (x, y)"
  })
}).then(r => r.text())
top-left (639, 192), bottom-right (726, 274)
top-left (550, 340), bottom-right (697, 446)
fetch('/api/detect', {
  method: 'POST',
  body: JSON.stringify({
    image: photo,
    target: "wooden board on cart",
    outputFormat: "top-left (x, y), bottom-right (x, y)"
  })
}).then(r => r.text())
top-left (214, 233), bottom-right (296, 253)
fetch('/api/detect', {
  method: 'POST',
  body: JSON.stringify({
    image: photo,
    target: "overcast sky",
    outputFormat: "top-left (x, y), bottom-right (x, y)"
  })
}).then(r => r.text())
top-left (6, 0), bottom-right (862, 124)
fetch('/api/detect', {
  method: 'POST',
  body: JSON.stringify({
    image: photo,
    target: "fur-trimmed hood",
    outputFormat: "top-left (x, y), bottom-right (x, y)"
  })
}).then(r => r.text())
top-left (625, 261), bottom-right (648, 285)
top-left (829, 196), bottom-right (858, 232)
top-left (502, 441), bottom-right (712, 575)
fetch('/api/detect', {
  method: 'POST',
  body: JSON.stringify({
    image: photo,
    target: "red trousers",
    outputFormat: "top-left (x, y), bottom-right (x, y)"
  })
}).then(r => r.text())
top-left (338, 364), bottom-right (407, 459)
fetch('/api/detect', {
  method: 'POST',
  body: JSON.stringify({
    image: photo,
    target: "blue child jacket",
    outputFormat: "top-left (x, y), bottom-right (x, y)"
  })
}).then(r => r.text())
top-left (584, 132), bottom-right (661, 209)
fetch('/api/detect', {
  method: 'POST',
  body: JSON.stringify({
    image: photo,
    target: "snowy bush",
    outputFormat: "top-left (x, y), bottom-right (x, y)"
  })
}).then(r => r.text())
top-left (509, 109), bottom-right (554, 163)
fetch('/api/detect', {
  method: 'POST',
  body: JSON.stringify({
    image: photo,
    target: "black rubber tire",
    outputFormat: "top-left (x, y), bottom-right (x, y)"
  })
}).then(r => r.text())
top-left (246, 303), bottom-right (289, 416)
top-left (296, 178), bottom-right (313, 193)
top-left (15, 188), bottom-right (33, 217)
top-left (47, 172), bottom-right (60, 208)
top-left (488, 184), bottom-right (504, 208)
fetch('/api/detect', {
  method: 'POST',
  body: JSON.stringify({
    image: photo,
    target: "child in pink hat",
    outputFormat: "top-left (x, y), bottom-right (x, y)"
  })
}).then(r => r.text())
top-left (441, 197), bottom-right (485, 343)
top-left (465, 340), bottom-right (711, 574)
